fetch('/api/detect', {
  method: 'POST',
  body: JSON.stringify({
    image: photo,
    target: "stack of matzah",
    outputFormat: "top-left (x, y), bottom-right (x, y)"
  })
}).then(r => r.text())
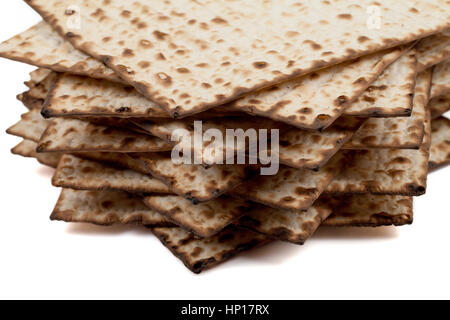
top-left (1, 0), bottom-right (449, 273)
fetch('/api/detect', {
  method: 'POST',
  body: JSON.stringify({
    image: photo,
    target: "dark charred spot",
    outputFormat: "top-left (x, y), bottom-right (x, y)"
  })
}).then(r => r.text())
top-left (253, 61), bottom-right (269, 69)
top-left (121, 10), bottom-right (131, 18)
top-left (122, 48), bottom-right (135, 57)
top-left (336, 95), bottom-right (349, 105)
top-left (358, 36), bottom-right (370, 43)
top-left (138, 61), bottom-right (151, 68)
top-left (211, 17), bottom-right (228, 24)
top-left (153, 30), bottom-right (169, 40)
top-left (338, 13), bottom-right (352, 19)
top-left (116, 107), bottom-right (131, 113)
top-left (176, 68), bottom-right (190, 74)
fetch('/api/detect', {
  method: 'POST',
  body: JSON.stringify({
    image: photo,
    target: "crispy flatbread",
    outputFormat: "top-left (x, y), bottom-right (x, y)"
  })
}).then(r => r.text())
top-left (152, 226), bottom-right (270, 274)
top-left (431, 59), bottom-right (450, 99)
top-left (322, 194), bottom-right (414, 227)
top-left (239, 202), bottom-right (332, 244)
top-left (25, 68), bottom-right (52, 88)
top-left (231, 153), bottom-right (347, 211)
top-left (37, 118), bottom-right (172, 153)
top-left (430, 93), bottom-right (450, 120)
top-left (132, 153), bottom-right (248, 202)
top-left (326, 108), bottom-right (432, 196)
top-left (52, 154), bottom-right (171, 194)
top-left (416, 30), bottom-right (450, 72)
top-left (231, 47), bottom-right (405, 129)
top-left (429, 116), bottom-right (450, 171)
top-left (6, 108), bottom-right (48, 142)
top-left (344, 69), bottom-right (432, 149)
top-left (11, 139), bottom-right (62, 168)
top-left (51, 188), bottom-right (172, 227)
top-left (0, 21), bottom-right (122, 82)
top-left (26, 0), bottom-right (450, 117)
top-left (26, 71), bottom-right (57, 100)
top-left (42, 73), bottom-right (168, 118)
top-left (344, 48), bottom-right (417, 117)
top-left (143, 195), bottom-right (250, 238)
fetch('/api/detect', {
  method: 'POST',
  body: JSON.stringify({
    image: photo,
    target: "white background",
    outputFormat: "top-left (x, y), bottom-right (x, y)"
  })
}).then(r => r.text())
top-left (0, 1), bottom-right (449, 300)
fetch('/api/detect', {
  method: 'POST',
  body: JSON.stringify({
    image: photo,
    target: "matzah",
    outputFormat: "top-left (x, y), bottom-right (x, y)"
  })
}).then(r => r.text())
top-left (239, 202), bottom-right (332, 244)
top-left (344, 69), bottom-right (432, 149)
top-left (231, 153), bottom-right (346, 211)
top-left (430, 93), bottom-right (450, 120)
top-left (152, 226), bottom-right (269, 274)
top-left (143, 195), bottom-right (250, 238)
top-left (416, 30), bottom-right (450, 72)
top-left (51, 188), bottom-right (172, 227)
top-left (132, 153), bottom-right (248, 202)
top-left (42, 73), bottom-right (168, 119)
top-left (429, 117), bottom-right (450, 171)
top-left (52, 154), bottom-right (171, 194)
top-left (26, 0), bottom-right (450, 117)
top-left (11, 139), bottom-right (62, 168)
top-left (0, 21), bottom-right (121, 82)
top-left (431, 59), bottom-right (450, 99)
top-left (37, 118), bottom-right (172, 153)
top-left (322, 194), bottom-right (414, 227)
top-left (231, 47), bottom-right (404, 129)
top-left (25, 68), bottom-right (52, 88)
top-left (343, 48), bottom-right (418, 117)
top-left (326, 109), bottom-right (432, 196)
top-left (6, 108), bottom-right (48, 142)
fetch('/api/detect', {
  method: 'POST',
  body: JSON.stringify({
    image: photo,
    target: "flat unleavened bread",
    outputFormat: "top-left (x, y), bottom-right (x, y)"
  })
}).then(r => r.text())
top-left (136, 116), bottom-right (285, 166)
top-left (152, 226), bottom-right (270, 274)
top-left (429, 116), bottom-right (450, 171)
top-left (231, 47), bottom-right (404, 129)
top-left (344, 48), bottom-right (417, 117)
top-left (17, 91), bottom-right (44, 110)
top-left (77, 152), bottom-right (149, 175)
top-left (51, 188), bottom-right (172, 227)
top-left (430, 93), bottom-right (450, 120)
top-left (37, 118), bottom-right (172, 153)
top-left (26, 71), bottom-right (57, 100)
top-left (11, 139), bottom-right (62, 168)
top-left (42, 73), bottom-right (169, 118)
top-left (344, 69), bottom-right (432, 149)
top-left (132, 153), bottom-right (248, 202)
top-left (6, 108), bottom-right (49, 142)
top-left (52, 154), bottom-right (171, 194)
top-left (416, 30), bottom-right (450, 72)
top-left (39, 47), bottom-right (406, 123)
top-left (239, 202), bottom-right (332, 244)
top-left (431, 59), bottom-right (450, 99)
top-left (143, 195), bottom-right (250, 238)
top-left (25, 68), bottom-right (52, 88)
top-left (231, 153), bottom-right (346, 211)
top-left (326, 109), bottom-right (432, 196)
top-left (26, 0), bottom-right (450, 117)
top-left (0, 21), bottom-right (122, 83)
top-left (322, 194), bottom-right (413, 227)
top-left (279, 117), bottom-right (363, 170)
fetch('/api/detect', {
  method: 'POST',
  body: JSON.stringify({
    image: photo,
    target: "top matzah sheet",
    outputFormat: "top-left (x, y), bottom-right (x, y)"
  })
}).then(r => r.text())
top-left (26, 0), bottom-right (450, 117)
